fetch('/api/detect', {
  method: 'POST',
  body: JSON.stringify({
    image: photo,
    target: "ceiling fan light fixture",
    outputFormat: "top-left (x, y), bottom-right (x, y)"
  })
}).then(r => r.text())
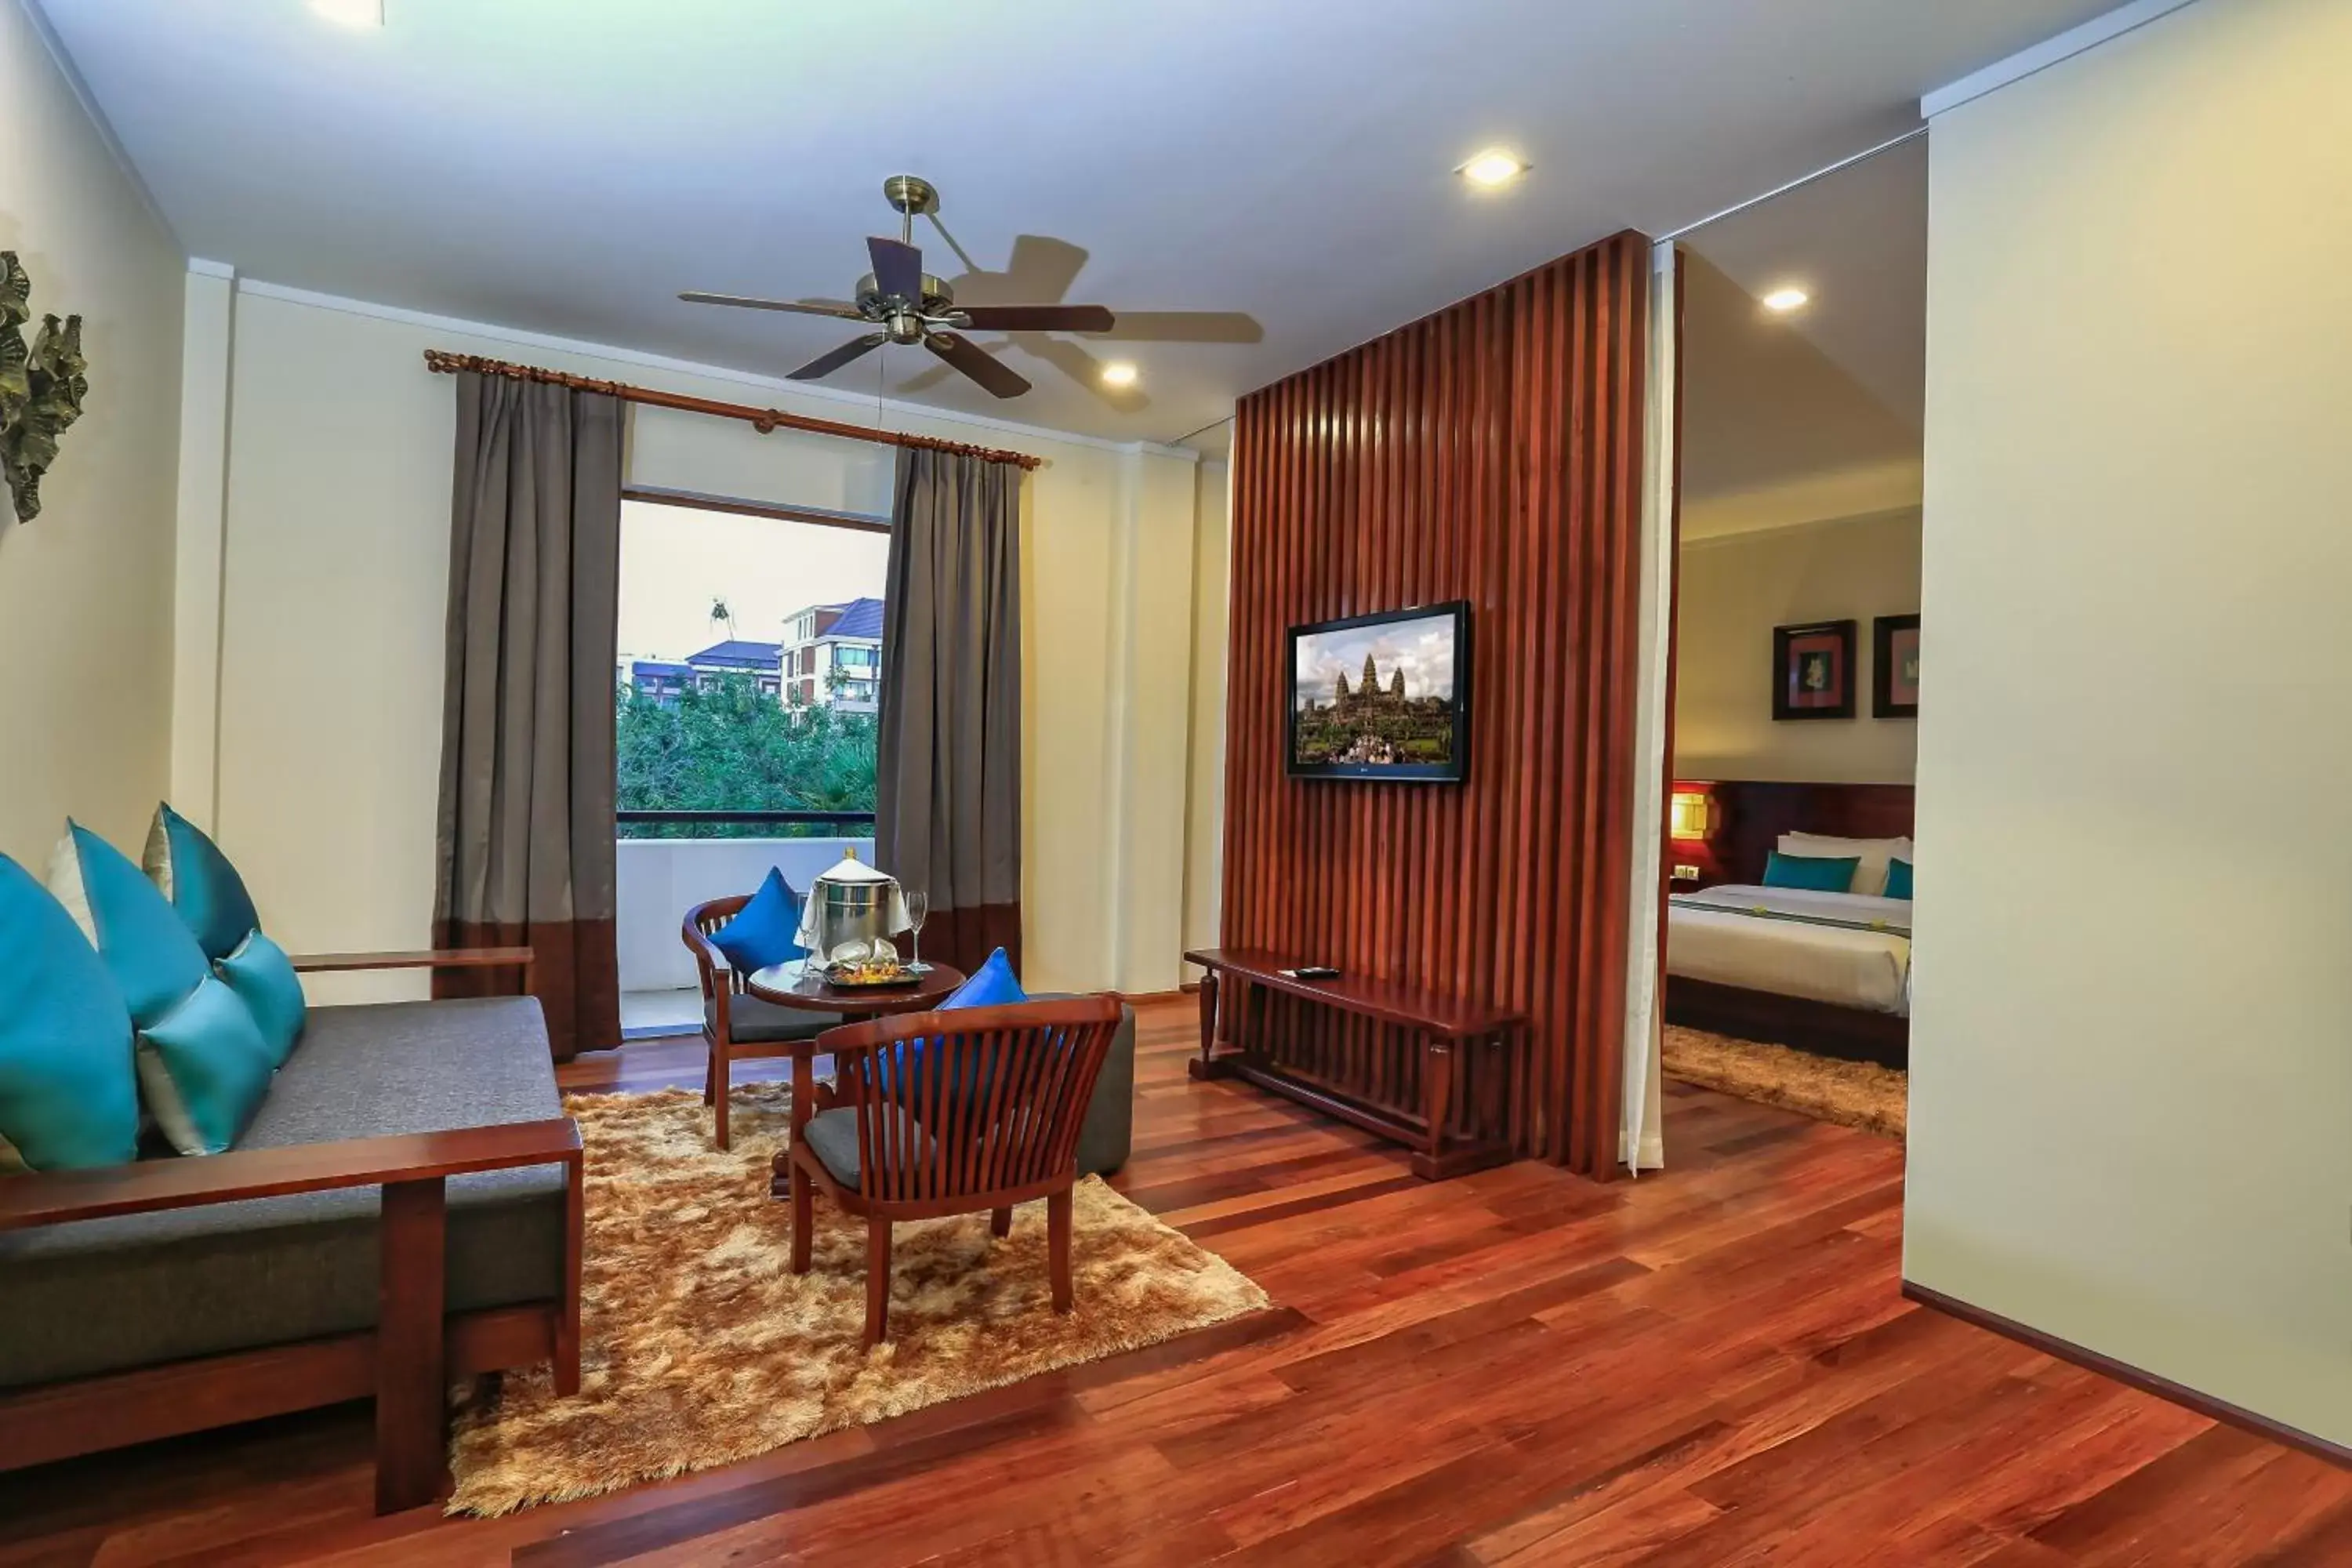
top-left (307, 0), bottom-right (384, 28)
top-left (1458, 148), bottom-right (1528, 188)
top-left (1100, 361), bottom-right (1139, 389)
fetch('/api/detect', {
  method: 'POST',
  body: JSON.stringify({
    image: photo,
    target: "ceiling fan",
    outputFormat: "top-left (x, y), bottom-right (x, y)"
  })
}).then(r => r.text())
top-left (679, 175), bottom-right (1116, 399)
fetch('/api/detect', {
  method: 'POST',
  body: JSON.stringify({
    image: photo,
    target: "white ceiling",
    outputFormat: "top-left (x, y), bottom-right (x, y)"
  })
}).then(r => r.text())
top-left (1679, 134), bottom-right (1928, 537)
top-left (36, 0), bottom-right (2110, 449)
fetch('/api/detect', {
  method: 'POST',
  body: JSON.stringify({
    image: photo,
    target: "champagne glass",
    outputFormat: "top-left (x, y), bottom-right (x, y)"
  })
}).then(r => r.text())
top-left (903, 890), bottom-right (931, 973)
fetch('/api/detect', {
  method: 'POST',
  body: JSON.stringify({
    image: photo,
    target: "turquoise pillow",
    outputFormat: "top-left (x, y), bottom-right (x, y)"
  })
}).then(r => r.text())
top-left (711, 867), bottom-right (805, 975)
top-left (1762, 851), bottom-right (1859, 894)
top-left (138, 975), bottom-right (277, 1156)
top-left (0, 855), bottom-right (138, 1171)
top-left (219, 929), bottom-right (307, 1065)
top-left (942, 947), bottom-right (1027, 1011)
top-left (1883, 858), bottom-right (1914, 900)
top-left (143, 803), bottom-right (262, 964)
top-left (51, 823), bottom-right (276, 1156)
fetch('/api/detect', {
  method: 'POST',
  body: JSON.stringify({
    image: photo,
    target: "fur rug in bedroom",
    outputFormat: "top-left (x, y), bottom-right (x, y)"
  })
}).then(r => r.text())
top-left (1661, 1025), bottom-right (1907, 1140)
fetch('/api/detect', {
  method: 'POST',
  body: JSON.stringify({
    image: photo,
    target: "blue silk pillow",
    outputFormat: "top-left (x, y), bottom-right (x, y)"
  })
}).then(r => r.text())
top-left (143, 803), bottom-right (263, 964)
top-left (1882, 858), bottom-right (1914, 900)
top-left (1762, 851), bottom-right (1859, 894)
top-left (0, 855), bottom-right (138, 1171)
top-left (50, 823), bottom-right (277, 1156)
top-left (711, 867), bottom-right (806, 975)
top-left (941, 946), bottom-right (1027, 1011)
top-left (219, 929), bottom-right (307, 1065)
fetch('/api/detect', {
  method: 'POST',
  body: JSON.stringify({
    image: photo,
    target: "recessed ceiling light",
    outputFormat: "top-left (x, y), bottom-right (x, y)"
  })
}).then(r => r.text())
top-left (1100, 361), bottom-right (1139, 389)
top-left (1457, 149), bottom-right (1529, 189)
top-left (308, 0), bottom-right (384, 27)
top-left (1762, 286), bottom-right (1810, 313)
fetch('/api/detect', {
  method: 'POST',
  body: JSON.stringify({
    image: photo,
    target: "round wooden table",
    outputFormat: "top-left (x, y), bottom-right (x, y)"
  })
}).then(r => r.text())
top-left (742, 959), bottom-right (967, 1018)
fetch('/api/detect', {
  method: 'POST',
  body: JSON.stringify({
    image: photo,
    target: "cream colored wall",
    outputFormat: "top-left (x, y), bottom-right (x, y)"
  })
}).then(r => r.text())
top-left (1181, 460), bottom-right (1230, 959)
top-left (193, 285), bottom-right (1212, 1002)
top-left (1671, 510), bottom-right (1918, 784)
top-left (1907, 0), bottom-right (2352, 1447)
top-left (0, 0), bottom-right (184, 866)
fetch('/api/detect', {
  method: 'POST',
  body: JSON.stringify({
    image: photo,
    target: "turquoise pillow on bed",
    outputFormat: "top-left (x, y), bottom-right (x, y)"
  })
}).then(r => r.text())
top-left (1762, 851), bottom-right (1859, 894)
top-left (1882, 858), bottom-right (1913, 900)
top-left (0, 855), bottom-right (138, 1171)
top-left (49, 822), bottom-right (277, 1156)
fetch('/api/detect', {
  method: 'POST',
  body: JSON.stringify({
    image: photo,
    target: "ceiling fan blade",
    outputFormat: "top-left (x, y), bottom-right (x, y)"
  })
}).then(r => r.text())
top-left (867, 236), bottom-right (924, 303)
top-left (924, 332), bottom-right (1031, 399)
top-left (788, 332), bottom-right (890, 382)
top-left (956, 303), bottom-right (1117, 334)
top-left (679, 291), bottom-right (866, 320)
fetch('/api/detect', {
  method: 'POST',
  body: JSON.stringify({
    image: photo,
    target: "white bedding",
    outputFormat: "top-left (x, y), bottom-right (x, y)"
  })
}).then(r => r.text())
top-left (1667, 884), bottom-right (1913, 1015)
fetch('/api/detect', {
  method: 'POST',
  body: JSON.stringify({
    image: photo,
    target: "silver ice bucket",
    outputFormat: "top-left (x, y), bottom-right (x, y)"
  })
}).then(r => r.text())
top-left (794, 850), bottom-right (909, 964)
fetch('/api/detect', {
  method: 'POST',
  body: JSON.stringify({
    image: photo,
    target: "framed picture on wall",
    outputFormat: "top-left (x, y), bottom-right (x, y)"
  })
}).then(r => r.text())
top-left (1874, 613), bottom-right (1921, 718)
top-left (1772, 619), bottom-right (1857, 720)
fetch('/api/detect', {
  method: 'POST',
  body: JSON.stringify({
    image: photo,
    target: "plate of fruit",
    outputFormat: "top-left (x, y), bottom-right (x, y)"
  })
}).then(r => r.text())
top-left (823, 956), bottom-right (922, 988)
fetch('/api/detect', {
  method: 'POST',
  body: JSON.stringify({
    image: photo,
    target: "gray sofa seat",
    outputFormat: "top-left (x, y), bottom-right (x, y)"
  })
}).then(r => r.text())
top-left (0, 997), bottom-right (569, 1391)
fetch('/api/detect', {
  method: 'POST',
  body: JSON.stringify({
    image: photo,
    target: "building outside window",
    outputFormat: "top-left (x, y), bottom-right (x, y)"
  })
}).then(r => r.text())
top-left (615, 499), bottom-right (889, 837)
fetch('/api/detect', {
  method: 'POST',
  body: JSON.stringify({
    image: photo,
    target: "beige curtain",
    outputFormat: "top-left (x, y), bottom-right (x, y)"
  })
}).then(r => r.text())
top-left (432, 372), bottom-right (624, 1059)
top-left (875, 448), bottom-right (1023, 975)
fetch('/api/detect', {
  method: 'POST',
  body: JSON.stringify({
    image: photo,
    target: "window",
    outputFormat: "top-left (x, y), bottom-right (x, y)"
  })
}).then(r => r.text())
top-left (615, 498), bottom-right (890, 838)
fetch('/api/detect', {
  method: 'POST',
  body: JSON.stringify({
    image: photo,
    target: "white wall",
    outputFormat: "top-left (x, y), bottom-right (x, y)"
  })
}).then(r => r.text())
top-left (187, 283), bottom-right (1215, 1003)
top-left (1672, 509), bottom-right (1920, 785)
top-left (615, 836), bottom-right (869, 994)
top-left (0, 0), bottom-right (184, 865)
top-left (1907, 0), bottom-right (2352, 1448)
top-left (1182, 460), bottom-right (1230, 957)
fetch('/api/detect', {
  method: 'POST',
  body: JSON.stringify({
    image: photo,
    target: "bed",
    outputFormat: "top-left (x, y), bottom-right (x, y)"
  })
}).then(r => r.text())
top-left (1661, 785), bottom-right (1915, 1067)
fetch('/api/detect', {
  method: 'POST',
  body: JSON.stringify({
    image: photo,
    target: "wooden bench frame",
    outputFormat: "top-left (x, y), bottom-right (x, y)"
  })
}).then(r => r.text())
top-left (1185, 949), bottom-right (1523, 1180)
top-left (0, 949), bottom-right (579, 1515)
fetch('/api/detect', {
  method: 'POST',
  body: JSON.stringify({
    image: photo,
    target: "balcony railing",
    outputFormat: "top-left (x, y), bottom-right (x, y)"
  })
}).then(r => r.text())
top-left (614, 820), bottom-right (877, 996)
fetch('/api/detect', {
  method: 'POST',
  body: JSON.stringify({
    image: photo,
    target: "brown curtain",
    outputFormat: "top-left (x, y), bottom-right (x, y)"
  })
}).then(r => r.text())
top-left (431, 372), bottom-right (623, 1059)
top-left (875, 448), bottom-right (1023, 975)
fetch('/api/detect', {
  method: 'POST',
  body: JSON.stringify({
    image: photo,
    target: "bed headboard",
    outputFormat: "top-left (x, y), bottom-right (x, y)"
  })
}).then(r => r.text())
top-left (1681, 781), bottom-right (1915, 885)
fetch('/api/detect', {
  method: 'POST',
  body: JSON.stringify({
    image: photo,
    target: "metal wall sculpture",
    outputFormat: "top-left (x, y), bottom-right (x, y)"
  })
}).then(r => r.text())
top-left (0, 252), bottom-right (89, 523)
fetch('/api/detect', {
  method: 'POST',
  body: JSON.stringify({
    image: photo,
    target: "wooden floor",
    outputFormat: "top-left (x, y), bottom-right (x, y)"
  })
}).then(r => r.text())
top-left (5, 997), bottom-right (2346, 1565)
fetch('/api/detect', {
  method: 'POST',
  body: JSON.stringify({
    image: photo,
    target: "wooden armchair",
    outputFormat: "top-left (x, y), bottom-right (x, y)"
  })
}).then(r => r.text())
top-left (682, 895), bottom-right (841, 1149)
top-left (775, 996), bottom-right (1125, 1347)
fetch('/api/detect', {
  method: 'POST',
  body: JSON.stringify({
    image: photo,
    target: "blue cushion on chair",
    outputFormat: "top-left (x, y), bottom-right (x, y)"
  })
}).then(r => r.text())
top-left (142, 803), bottom-right (263, 964)
top-left (1762, 851), bottom-right (1860, 894)
top-left (710, 867), bottom-right (806, 976)
top-left (0, 855), bottom-right (138, 1171)
top-left (941, 947), bottom-right (1027, 1011)
top-left (218, 928), bottom-right (307, 1065)
top-left (50, 823), bottom-right (276, 1156)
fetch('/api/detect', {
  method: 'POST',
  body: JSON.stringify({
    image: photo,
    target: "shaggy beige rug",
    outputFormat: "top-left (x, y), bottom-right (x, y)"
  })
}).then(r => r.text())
top-left (1662, 1025), bottom-right (1908, 1140)
top-left (447, 1083), bottom-right (1270, 1517)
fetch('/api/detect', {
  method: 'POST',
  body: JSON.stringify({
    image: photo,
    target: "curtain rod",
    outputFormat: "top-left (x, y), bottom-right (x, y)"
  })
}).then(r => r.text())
top-left (421, 350), bottom-right (1045, 471)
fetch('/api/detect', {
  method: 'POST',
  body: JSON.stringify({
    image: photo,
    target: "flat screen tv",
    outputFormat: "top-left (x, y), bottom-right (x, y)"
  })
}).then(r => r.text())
top-left (1287, 601), bottom-right (1471, 782)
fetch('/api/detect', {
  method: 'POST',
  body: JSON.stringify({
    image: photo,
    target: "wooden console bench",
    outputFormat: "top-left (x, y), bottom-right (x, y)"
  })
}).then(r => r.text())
top-left (1184, 948), bottom-right (1522, 1179)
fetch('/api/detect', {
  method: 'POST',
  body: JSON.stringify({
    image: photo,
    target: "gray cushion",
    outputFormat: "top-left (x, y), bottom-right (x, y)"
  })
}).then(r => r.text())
top-left (710, 994), bottom-right (841, 1045)
top-left (799, 1105), bottom-right (934, 1189)
top-left (0, 997), bottom-right (568, 1390)
top-left (1034, 994), bottom-right (1136, 1178)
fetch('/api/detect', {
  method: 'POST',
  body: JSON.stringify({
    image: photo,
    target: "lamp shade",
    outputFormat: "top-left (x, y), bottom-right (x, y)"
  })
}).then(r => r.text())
top-left (1668, 788), bottom-right (1713, 842)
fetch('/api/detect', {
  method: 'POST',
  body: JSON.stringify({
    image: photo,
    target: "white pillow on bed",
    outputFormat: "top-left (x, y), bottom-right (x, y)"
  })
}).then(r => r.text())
top-left (1779, 832), bottom-right (1913, 898)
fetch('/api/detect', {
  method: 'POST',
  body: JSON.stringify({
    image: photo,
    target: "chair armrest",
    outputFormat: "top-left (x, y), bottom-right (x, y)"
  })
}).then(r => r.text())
top-left (0, 1118), bottom-right (582, 1232)
top-left (288, 947), bottom-right (535, 975)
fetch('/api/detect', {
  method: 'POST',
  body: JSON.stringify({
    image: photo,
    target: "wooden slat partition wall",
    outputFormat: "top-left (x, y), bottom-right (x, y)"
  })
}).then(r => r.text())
top-left (1221, 230), bottom-right (1652, 1174)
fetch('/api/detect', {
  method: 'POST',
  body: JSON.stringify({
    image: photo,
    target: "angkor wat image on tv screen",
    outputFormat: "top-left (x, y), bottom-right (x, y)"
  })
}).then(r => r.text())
top-left (1291, 608), bottom-right (1461, 773)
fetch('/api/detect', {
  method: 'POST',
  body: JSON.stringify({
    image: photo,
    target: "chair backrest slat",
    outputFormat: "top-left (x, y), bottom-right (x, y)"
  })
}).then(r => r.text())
top-left (824, 998), bottom-right (1123, 1207)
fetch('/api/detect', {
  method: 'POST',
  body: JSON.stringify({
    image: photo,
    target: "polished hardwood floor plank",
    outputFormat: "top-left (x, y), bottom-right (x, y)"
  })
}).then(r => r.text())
top-left (2, 996), bottom-right (2341, 1565)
